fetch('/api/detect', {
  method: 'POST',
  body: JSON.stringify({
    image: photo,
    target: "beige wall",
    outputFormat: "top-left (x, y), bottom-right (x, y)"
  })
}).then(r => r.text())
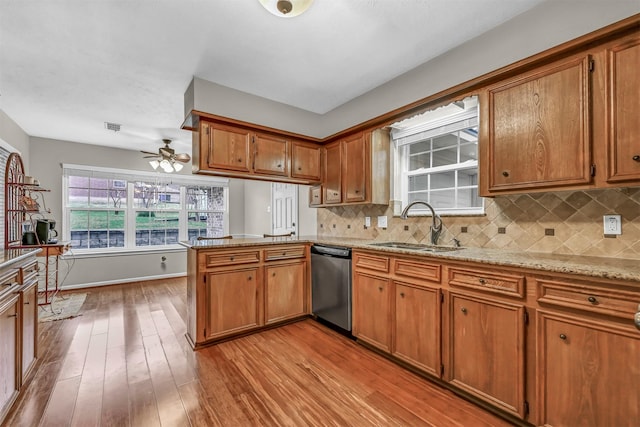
top-left (0, 109), bottom-right (30, 167)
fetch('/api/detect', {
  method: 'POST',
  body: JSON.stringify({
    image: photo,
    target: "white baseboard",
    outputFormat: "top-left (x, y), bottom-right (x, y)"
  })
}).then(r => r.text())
top-left (59, 272), bottom-right (187, 291)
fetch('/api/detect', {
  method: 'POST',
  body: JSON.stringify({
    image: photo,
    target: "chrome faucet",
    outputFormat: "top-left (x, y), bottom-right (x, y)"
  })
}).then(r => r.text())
top-left (400, 201), bottom-right (443, 245)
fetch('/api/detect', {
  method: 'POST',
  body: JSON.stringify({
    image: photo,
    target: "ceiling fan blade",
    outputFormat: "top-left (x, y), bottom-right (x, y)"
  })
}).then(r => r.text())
top-left (140, 150), bottom-right (159, 155)
top-left (143, 155), bottom-right (161, 159)
top-left (159, 147), bottom-right (174, 157)
top-left (174, 153), bottom-right (191, 162)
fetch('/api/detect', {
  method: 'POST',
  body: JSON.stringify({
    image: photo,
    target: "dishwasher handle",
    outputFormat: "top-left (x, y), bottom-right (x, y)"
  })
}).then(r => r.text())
top-left (311, 244), bottom-right (351, 259)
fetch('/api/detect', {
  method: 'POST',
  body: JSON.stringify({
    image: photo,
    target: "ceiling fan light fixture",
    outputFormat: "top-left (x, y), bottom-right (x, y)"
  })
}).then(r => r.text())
top-left (173, 162), bottom-right (184, 172)
top-left (149, 160), bottom-right (160, 170)
top-left (258, 0), bottom-right (314, 18)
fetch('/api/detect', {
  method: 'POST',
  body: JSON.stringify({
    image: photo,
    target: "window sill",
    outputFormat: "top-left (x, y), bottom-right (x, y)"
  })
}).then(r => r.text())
top-left (62, 245), bottom-right (186, 259)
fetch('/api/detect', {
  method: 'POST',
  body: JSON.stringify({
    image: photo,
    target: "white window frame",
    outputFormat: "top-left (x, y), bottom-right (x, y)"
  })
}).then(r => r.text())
top-left (62, 164), bottom-right (229, 254)
top-left (392, 98), bottom-right (484, 216)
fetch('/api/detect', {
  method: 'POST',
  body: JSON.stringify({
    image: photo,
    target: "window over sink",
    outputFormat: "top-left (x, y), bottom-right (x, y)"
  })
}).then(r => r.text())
top-left (391, 96), bottom-right (484, 215)
top-left (62, 164), bottom-right (229, 252)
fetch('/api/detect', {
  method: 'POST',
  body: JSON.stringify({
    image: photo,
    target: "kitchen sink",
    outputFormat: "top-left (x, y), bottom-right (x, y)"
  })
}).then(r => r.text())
top-left (368, 242), bottom-right (462, 252)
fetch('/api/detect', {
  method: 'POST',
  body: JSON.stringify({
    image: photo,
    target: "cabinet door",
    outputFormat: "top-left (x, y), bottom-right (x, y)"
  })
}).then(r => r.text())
top-left (393, 282), bottom-right (441, 377)
top-left (485, 55), bottom-right (592, 193)
top-left (447, 292), bottom-right (526, 418)
top-left (342, 133), bottom-right (367, 203)
top-left (323, 142), bottom-right (342, 204)
top-left (253, 134), bottom-right (288, 176)
top-left (606, 35), bottom-right (640, 183)
top-left (21, 281), bottom-right (38, 380)
top-left (353, 271), bottom-right (391, 352)
top-left (204, 267), bottom-right (261, 340)
top-left (308, 185), bottom-right (322, 207)
top-left (265, 261), bottom-right (306, 324)
top-left (0, 296), bottom-right (19, 419)
top-left (291, 141), bottom-right (321, 181)
top-left (537, 311), bottom-right (640, 427)
top-left (202, 122), bottom-right (251, 172)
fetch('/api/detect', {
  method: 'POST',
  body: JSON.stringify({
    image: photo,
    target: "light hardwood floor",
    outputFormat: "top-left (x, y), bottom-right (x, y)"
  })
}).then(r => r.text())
top-left (3, 278), bottom-right (515, 426)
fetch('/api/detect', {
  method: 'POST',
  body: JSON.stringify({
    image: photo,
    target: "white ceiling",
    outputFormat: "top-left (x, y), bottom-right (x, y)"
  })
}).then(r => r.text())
top-left (0, 0), bottom-right (545, 155)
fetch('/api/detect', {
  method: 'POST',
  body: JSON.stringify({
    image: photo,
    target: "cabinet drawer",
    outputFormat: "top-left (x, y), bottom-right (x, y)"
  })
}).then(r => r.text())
top-left (448, 267), bottom-right (525, 297)
top-left (393, 258), bottom-right (441, 284)
top-left (264, 245), bottom-right (306, 261)
top-left (535, 278), bottom-right (639, 319)
top-left (21, 260), bottom-right (38, 284)
top-left (0, 269), bottom-right (20, 299)
top-left (354, 252), bottom-right (389, 273)
top-left (201, 250), bottom-right (260, 268)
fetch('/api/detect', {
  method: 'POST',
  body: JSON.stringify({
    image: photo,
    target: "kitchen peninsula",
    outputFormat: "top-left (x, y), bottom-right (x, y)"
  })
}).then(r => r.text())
top-left (183, 235), bottom-right (640, 426)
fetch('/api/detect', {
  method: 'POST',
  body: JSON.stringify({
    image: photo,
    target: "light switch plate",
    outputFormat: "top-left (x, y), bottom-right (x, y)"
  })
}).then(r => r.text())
top-left (365, 217), bottom-right (371, 227)
top-left (603, 214), bottom-right (622, 235)
top-left (378, 216), bottom-right (388, 228)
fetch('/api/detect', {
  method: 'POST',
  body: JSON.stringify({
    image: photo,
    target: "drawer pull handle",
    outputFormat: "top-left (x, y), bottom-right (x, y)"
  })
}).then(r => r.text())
top-left (559, 334), bottom-right (567, 341)
top-left (478, 278), bottom-right (486, 284)
top-left (587, 296), bottom-right (598, 304)
top-left (633, 155), bottom-right (640, 162)
top-left (24, 301), bottom-right (30, 305)
top-left (8, 314), bottom-right (17, 318)
top-left (461, 307), bottom-right (467, 314)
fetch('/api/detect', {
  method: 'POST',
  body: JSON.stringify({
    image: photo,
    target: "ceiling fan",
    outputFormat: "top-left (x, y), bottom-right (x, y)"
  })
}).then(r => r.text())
top-left (141, 139), bottom-right (191, 173)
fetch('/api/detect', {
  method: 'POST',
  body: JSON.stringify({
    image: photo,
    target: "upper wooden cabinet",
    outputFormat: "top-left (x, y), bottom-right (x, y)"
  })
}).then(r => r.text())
top-left (606, 34), bottom-right (640, 183)
top-left (291, 141), bottom-right (321, 181)
top-left (194, 120), bottom-right (321, 184)
top-left (317, 129), bottom-right (390, 207)
top-left (482, 54), bottom-right (593, 194)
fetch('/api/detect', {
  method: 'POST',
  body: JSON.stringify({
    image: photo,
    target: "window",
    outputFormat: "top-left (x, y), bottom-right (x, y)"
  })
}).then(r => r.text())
top-left (392, 96), bottom-right (483, 215)
top-left (63, 164), bottom-right (229, 251)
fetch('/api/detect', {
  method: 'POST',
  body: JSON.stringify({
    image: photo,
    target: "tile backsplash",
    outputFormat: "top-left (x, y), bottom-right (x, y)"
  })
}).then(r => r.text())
top-left (317, 188), bottom-right (640, 260)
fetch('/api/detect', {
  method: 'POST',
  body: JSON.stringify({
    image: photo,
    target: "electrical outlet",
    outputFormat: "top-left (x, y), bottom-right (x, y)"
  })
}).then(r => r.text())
top-left (378, 216), bottom-right (388, 228)
top-left (603, 215), bottom-right (622, 235)
top-left (365, 216), bottom-right (371, 227)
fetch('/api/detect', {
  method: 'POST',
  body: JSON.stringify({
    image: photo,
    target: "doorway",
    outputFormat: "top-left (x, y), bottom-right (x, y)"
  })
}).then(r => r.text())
top-left (271, 183), bottom-right (297, 236)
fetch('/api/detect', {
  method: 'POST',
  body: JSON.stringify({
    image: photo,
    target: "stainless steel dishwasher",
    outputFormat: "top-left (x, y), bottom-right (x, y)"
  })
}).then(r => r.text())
top-left (311, 244), bottom-right (352, 332)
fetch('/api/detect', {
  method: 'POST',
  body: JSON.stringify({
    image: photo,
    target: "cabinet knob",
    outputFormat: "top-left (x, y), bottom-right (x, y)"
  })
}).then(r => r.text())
top-left (282, 252), bottom-right (286, 256)
top-left (247, 276), bottom-right (252, 281)
top-left (277, 164), bottom-right (282, 168)
top-left (378, 286), bottom-right (383, 291)
top-left (478, 278), bottom-right (486, 284)
top-left (298, 167), bottom-right (302, 170)
top-left (502, 171), bottom-right (510, 177)
top-left (587, 296), bottom-right (598, 304)
top-left (272, 272), bottom-right (276, 277)
top-left (633, 155), bottom-right (640, 162)
top-left (230, 256), bottom-right (235, 261)
top-left (399, 292), bottom-right (405, 298)
top-left (559, 334), bottom-right (567, 340)
top-left (355, 189), bottom-right (360, 194)
top-left (461, 307), bottom-right (467, 314)
top-left (238, 158), bottom-right (242, 162)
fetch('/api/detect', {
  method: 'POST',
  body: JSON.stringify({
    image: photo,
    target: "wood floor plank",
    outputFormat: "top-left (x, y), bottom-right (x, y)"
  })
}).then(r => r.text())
top-left (5, 278), bottom-right (519, 427)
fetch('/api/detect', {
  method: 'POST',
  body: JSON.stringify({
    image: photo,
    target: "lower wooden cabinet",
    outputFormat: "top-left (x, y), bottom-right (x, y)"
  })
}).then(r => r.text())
top-left (537, 311), bottom-right (640, 427)
top-left (447, 292), bottom-right (527, 418)
top-left (392, 282), bottom-right (441, 377)
top-left (352, 271), bottom-right (391, 352)
top-left (20, 280), bottom-right (38, 380)
top-left (0, 294), bottom-right (20, 423)
top-left (265, 261), bottom-right (306, 324)
top-left (204, 267), bottom-right (262, 340)
top-left (187, 244), bottom-right (309, 347)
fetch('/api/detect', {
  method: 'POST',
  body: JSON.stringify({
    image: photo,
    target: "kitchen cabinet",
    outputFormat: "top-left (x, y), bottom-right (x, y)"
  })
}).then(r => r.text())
top-left (537, 311), bottom-right (639, 427)
top-left (186, 243), bottom-right (309, 348)
top-left (308, 185), bottom-right (322, 207)
top-left (204, 267), bottom-right (262, 340)
top-left (393, 281), bottom-right (441, 376)
top-left (352, 270), bottom-right (391, 352)
top-left (194, 120), bottom-right (322, 184)
top-left (323, 141), bottom-right (342, 204)
top-left (291, 140), bottom-right (321, 181)
top-left (19, 259), bottom-right (39, 381)
top-left (446, 292), bottom-right (526, 418)
top-left (317, 129), bottom-right (390, 207)
top-left (0, 293), bottom-right (19, 425)
top-left (605, 34), bottom-right (640, 183)
top-left (482, 54), bottom-right (592, 194)
top-left (265, 261), bottom-right (306, 324)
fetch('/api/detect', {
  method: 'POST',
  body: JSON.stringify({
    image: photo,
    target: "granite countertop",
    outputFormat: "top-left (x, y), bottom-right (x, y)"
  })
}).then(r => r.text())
top-left (0, 248), bottom-right (42, 270)
top-left (181, 236), bottom-right (640, 284)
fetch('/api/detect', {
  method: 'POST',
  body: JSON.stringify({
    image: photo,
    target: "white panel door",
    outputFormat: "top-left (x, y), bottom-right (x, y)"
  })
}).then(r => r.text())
top-left (271, 183), bottom-right (297, 235)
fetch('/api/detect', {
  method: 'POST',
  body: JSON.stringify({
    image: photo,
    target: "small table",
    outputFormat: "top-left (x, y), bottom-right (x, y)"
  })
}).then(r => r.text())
top-left (34, 242), bottom-right (71, 305)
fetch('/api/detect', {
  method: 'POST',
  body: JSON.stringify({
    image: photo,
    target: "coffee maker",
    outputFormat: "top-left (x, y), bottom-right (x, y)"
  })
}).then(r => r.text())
top-left (35, 219), bottom-right (58, 244)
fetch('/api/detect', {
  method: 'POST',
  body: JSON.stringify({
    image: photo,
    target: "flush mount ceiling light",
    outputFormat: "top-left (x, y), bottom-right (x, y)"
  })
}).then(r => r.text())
top-left (258, 0), bottom-right (314, 18)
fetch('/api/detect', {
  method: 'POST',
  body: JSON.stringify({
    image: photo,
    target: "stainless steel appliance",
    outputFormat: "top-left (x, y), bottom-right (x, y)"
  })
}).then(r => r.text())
top-left (311, 244), bottom-right (352, 332)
